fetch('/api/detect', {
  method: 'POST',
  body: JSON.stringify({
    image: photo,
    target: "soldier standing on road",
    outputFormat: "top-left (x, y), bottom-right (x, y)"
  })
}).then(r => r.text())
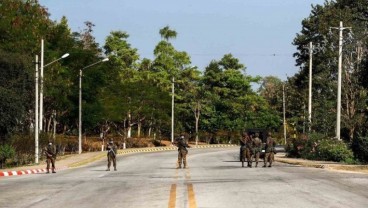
top-left (245, 135), bottom-right (254, 168)
top-left (44, 142), bottom-right (57, 173)
top-left (263, 132), bottom-right (276, 167)
top-left (240, 132), bottom-right (248, 167)
top-left (253, 133), bottom-right (262, 168)
top-left (173, 134), bottom-right (190, 169)
top-left (106, 140), bottom-right (117, 171)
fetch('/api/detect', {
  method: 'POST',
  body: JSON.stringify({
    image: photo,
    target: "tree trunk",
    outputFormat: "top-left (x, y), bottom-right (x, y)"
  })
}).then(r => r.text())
top-left (47, 116), bottom-right (52, 133)
top-left (194, 101), bottom-right (201, 145)
top-left (127, 111), bottom-right (132, 138)
top-left (137, 122), bottom-right (141, 138)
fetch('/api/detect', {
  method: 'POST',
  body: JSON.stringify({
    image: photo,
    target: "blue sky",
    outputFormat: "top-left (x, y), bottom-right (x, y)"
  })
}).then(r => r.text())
top-left (39, 0), bottom-right (325, 81)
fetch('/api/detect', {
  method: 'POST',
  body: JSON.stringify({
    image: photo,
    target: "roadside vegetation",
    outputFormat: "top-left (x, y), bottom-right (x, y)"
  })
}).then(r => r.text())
top-left (1, 0), bottom-right (368, 168)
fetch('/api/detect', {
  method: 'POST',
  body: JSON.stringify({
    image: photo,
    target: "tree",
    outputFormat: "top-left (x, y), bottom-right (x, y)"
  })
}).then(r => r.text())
top-left (291, 0), bottom-right (368, 140)
top-left (201, 54), bottom-right (275, 142)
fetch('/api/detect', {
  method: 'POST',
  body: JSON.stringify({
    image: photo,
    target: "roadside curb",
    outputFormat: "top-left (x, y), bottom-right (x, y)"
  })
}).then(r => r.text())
top-left (116, 144), bottom-right (237, 155)
top-left (275, 156), bottom-right (368, 174)
top-left (275, 157), bottom-right (326, 169)
top-left (0, 166), bottom-right (68, 177)
top-left (0, 144), bottom-right (237, 178)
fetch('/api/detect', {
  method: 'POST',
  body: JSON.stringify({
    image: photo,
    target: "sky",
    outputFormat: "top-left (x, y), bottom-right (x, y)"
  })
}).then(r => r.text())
top-left (39, 0), bottom-right (326, 81)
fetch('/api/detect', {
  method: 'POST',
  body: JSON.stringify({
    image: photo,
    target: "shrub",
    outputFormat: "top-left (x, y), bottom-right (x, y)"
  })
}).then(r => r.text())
top-left (0, 144), bottom-right (15, 168)
top-left (312, 139), bottom-right (354, 162)
top-left (286, 133), bottom-right (354, 162)
top-left (351, 134), bottom-right (368, 163)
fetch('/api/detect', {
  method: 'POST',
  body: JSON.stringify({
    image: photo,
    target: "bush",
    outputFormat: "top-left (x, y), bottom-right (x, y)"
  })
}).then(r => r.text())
top-left (351, 134), bottom-right (368, 163)
top-left (0, 144), bottom-right (16, 168)
top-left (285, 134), bottom-right (308, 158)
top-left (312, 139), bottom-right (354, 162)
top-left (286, 133), bottom-right (354, 162)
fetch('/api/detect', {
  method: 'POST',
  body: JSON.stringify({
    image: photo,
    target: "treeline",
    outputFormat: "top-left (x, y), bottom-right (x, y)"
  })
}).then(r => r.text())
top-left (3, 0), bottom-right (368, 166)
top-left (0, 0), bottom-right (280, 164)
top-left (281, 0), bottom-right (368, 162)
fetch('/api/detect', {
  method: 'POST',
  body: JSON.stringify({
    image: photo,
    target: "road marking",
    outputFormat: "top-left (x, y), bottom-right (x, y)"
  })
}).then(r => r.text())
top-left (187, 183), bottom-right (197, 208)
top-left (168, 184), bottom-right (176, 208)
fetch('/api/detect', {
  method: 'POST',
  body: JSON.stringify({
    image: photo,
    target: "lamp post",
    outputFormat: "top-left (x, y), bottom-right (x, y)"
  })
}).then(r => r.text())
top-left (35, 55), bottom-right (39, 164)
top-left (35, 43), bottom-right (69, 164)
top-left (40, 38), bottom-right (69, 132)
top-left (171, 77), bottom-right (175, 143)
top-left (78, 58), bottom-right (109, 154)
top-left (283, 83), bottom-right (287, 144)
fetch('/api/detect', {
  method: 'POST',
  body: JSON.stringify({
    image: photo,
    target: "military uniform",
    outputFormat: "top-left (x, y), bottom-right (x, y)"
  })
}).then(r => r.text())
top-left (263, 133), bottom-right (276, 167)
top-left (252, 133), bottom-right (262, 167)
top-left (240, 135), bottom-right (247, 166)
top-left (106, 141), bottom-right (117, 171)
top-left (44, 143), bottom-right (56, 173)
top-left (245, 136), bottom-right (254, 168)
top-left (174, 136), bottom-right (190, 169)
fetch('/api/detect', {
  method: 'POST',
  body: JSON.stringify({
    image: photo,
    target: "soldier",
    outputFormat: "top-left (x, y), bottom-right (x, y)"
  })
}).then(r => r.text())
top-left (173, 135), bottom-right (190, 169)
top-left (44, 142), bottom-right (57, 173)
top-left (240, 133), bottom-right (248, 166)
top-left (253, 133), bottom-right (262, 167)
top-left (263, 132), bottom-right (276, 167)
top-left (245, 134), bottom-right (254, 168)
top-left (106, 140), bottom-right (117, 171)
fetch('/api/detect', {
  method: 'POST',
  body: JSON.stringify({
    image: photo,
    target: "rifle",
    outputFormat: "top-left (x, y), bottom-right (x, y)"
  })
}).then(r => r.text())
top-left (107, 146), bottom-right (116, 157)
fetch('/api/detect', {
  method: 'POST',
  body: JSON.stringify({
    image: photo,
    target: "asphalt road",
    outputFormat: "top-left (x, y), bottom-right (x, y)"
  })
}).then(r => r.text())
top-left (1, 147), bottom-right (368, 208)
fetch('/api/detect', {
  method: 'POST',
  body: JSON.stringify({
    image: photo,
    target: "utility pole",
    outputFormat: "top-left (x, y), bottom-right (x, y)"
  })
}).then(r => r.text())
top-left (330, 21), bottom-right (351, 140)
top-left (283, 84), bottom-right (287, 144)
top-left (79, 68), bottom-right (82, 154)
top-left (307, 42), bottom-right (314, 132)
top-left (171, 77), bottom-right (175, 143)
top-left (40, 39), bottom-right (44, 131)
top-left (35, 55), bottom-right (39, 164)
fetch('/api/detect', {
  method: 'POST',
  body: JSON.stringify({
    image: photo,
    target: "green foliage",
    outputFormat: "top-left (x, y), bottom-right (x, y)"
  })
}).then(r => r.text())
top-left (290, 0), bottom-right (368, 139)
top-left (0, 3), bottom-right (282, 148)
top-left (0, 144), bottom-right (16, 168)
top-left (201, 54), bottom-right (279, 140)
top-left (0, 49), bottom-right (33, 140)
top-left (351, 133), bottom-right (368, 163)
top-left (286, 133), bottom-right (354, 162)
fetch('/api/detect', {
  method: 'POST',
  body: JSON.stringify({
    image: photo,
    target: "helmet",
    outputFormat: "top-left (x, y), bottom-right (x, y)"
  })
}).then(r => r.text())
top-left (109, 140), bottom-right (113, 144)
top-left (48, 142), bottom-right (52, 146)
top-left (180, 135), bottom-right (184, 139)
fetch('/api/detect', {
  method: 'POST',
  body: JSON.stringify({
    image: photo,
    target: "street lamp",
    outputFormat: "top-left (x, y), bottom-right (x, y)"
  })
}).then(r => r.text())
top-left (78, 58), bottom-right (109, 154)
top-left (35, 40), bottom-right (69, 164)
top-left (171, 77), bottom-right (174, 144)
top-left (40, 52), bottom-right (70, 131)
top-left (40, 38), bottom-right (69, 132)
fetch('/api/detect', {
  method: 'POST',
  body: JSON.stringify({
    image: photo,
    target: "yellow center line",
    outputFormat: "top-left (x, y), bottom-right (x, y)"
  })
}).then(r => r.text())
top-left (187, 183), bottom-right (197, 208)
top-left (168, 184), bottom-right (177, 208)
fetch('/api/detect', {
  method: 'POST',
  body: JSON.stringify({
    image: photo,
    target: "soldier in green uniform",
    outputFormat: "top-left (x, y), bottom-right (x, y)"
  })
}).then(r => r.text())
top-left (240, 133), bottom-right (248, 167)
top-left (263, 132), bottom-right (276, 167)
top-left (245, 135), bottom-right (254, 168)
top-left (173, 135), bottom-right (190, 169)
top-left (252, 133), bottom-right (262, 168)
top-left (44, 142), bottom-right (57, 173)
top-left (106, 140), bottom-right (117, 171)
